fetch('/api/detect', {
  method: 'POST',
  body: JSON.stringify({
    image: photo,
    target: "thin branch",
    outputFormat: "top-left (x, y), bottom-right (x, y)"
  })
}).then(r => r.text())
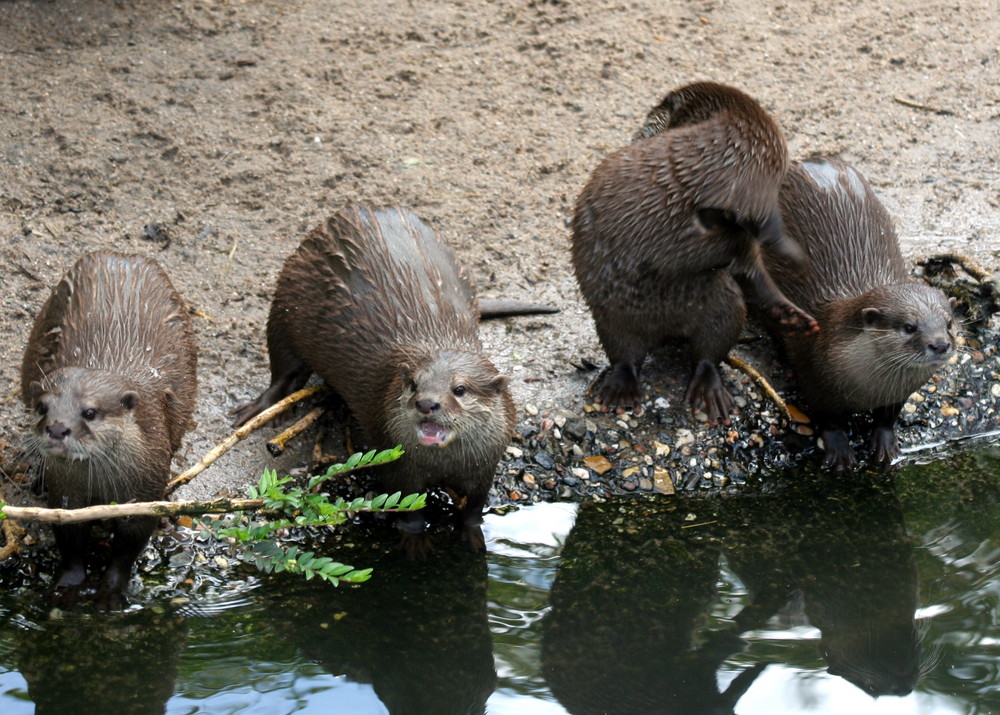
top-left (165, 385), bottom-right (327, 495)
top-left (726, 355), bottom-right (807, 424)
top-left (892, 96), bottom-right (954, 116)
top-left (267, 406), bottom-right (325, 456)
top-left (921, 252), bottom-right (995, 283)
top-left (1, 497), bottom-right (272, 525)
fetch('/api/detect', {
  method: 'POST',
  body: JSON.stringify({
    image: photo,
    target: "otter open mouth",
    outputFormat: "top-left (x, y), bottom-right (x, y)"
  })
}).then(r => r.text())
top-left (417, 420), bottom-right (454, 447)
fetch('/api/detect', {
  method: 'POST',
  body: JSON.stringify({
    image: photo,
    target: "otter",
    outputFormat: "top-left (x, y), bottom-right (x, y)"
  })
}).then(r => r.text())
top-left (20, 251), bottom-right (197, 609)
top-left (231, 206), bottom-right (516, 556)
top-left (767, 158), bottom-right (956, 471)
top-left (571, 81), bottom-right (817, 421)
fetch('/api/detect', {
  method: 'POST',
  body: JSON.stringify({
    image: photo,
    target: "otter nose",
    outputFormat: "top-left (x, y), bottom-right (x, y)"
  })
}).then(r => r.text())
top-left (415, 399), bottom-right (440, 415)
top-left (928, 340), bottom-right (951, 356)
top-left (46, 423), bottom-right (71, 440)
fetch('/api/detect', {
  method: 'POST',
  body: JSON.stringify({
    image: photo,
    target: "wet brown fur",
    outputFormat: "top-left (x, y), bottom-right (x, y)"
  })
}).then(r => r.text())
top-left (768, 158), bottom-right (956, 471)
top-left (232, 206), bottom-right (516, 555)
top-left (20, 251), bottom-right (197, 608)
top-left (571, 81), bottom-right (817, 420)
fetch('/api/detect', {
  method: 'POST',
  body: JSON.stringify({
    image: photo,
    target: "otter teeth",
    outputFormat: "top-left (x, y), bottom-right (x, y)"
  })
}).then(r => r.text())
top-left (417, 420), bottom-right (453, 447)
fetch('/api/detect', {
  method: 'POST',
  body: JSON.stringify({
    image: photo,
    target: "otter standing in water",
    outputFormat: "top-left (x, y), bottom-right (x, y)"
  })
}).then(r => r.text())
top-left (232, 206), bottom-right (516, 556)
top-left (20, 251), bottom-right (197, 609)
top-left (768, 158), bottom-right (956, 471)
top-left (571, 81), bottom-right (818, 421)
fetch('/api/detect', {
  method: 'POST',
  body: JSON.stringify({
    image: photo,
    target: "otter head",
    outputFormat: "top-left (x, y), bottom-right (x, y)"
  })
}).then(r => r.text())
top-left (393, 353), bottom-right (510, 451)
top-left (27, 367), bottom-right (141, 462)
top-left (861, 285), bottom-right (956, 370)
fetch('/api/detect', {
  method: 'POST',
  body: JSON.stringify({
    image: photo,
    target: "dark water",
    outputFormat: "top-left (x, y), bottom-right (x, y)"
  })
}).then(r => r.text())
top-left (1, 439), bottom-right (999, 714)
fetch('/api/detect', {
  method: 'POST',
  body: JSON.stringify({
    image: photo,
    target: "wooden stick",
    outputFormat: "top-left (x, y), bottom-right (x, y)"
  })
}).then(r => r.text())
top-left (892, 96), bottom-right (954, 116)
top-left (923, 252), bottom-right (995, 283)
top-left (726, 355), bottom-right (808, 424)
top-left (2, 498), bottom-right (273, 525)
top-left (165, 385), bottom-right (327, 495)
top-left (267, 407), bottom-right (325, 456)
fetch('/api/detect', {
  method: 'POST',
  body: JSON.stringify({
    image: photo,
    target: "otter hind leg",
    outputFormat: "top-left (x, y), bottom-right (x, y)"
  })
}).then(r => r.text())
top-left (231, 321), bottom-right (312, 427)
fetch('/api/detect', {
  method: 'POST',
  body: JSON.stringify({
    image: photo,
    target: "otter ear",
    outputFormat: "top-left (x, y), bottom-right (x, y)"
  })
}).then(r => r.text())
top-left (399, 363), bottom-right (413, 381)
top-left (120, 391), bottom-right (139, 410)
top-left (948, 297), bottom-right (957, 311)
top-left (27, 380), bottom-right (45, 403)
top-left (861, 308), bottom-right (885, 328)
top-left (488, 375), bottom-right (509, 395)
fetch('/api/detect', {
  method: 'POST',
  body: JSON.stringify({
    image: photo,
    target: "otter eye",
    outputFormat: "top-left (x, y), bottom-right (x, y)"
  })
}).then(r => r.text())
top-left (408, 379), bottom-right (418, 392)
top-left (902, 323), bottom-right (918, 335)
top-left (37, 403), bottom-right (48, 416)
top-left (452, 385), bottom-right (467, 397)
top-left (81, 408), bottom-right (97, 421)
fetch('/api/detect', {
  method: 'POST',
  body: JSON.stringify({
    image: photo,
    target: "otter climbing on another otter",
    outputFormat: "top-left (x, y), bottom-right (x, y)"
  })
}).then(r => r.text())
top-left (572, 81), bottom-right (817, 422)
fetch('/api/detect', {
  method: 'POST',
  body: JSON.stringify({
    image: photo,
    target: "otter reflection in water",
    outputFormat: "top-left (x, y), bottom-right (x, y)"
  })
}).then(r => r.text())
top-left (541, 476), bottom-right (920, 713)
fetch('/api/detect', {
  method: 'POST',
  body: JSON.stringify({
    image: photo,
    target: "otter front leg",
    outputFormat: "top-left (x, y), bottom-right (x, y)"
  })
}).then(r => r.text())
top-left (51, 522), bottom-right (90, 609)
top-left (396, 511), bottom-right (434, 560)
top-left (816, 414), bottom-right (858, 473)
top-left (459, 488), bottom-right (489, 553)
top-left (869, 403), bottom-right (905, 467)
top-left (95, 515), bottom-right (157, 611)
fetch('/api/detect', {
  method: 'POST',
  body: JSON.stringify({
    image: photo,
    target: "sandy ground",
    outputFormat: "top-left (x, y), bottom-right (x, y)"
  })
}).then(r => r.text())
top-left (1, 0), bottom-right (997, 503)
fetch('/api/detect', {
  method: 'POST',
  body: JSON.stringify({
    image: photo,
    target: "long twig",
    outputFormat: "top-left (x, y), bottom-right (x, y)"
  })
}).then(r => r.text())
top-left (267, 406), bottom-right (325, 456)
top-left (922, 252), bottom-right (995, 283)
top-left (726, 355), bottom-right (808, 424)
top-left (2, 498), bottom-right (273, 525)
top-left (892, 96), bottom-right (954, 116)
top-left (165, 385), bottom-right (327, 495)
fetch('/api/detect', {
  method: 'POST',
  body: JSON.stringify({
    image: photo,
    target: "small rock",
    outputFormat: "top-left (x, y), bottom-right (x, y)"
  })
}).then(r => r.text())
top-left (639, 477), bottom-right (653, 491)
top-left (506, 445), bottom-right (524, 459)
top-left (583, 455), bottom-right (613, 475)
top-left (654, 397), bottom-right (669, 410)
top-left (622, 466), bottom-right (641, 479)
top-left (622, 480), bottom-right (638, 491)
top-left (534, 451), bottom-right (556, 469)
top-left (525, 403), bottom-right (539, 416)
top-left (653, 466), bottom-right (675, 495)
top-left (941, 405), bottom-right (959, 417)
top-left (653, 441), bottom-right (671, 457)
top-left (571, 467), bottom-right (589, 480)
top-left (675, 429), bottom-right (695, 448)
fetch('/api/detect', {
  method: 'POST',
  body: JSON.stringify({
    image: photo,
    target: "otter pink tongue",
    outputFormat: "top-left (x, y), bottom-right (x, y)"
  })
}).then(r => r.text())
top-left (418, 421), bottom-right (451, 447)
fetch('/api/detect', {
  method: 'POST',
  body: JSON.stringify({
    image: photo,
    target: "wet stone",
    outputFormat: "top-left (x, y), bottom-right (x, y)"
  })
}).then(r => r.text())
top-left (534, 451), bottom-right (556, 470)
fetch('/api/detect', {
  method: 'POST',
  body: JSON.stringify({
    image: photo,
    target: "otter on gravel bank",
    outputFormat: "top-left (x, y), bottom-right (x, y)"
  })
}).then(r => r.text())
top-left (20, 251), bottom-right (197, 609)
top-left (571, 81), bottom-right (817, 422)
top-left (232, 206), bottom-right (516, 557)
top-left (767, 158), bottom-right (956, 471)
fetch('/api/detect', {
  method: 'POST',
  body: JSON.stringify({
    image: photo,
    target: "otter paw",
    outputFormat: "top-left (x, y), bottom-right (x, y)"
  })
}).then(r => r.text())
top-left (685, 362), bottom-right (735, 425)
top-left (771, 302), bottom-right (820, 336)
top-left (397, 532), bottom-right (436, 561)
top-left (820, 429), bottom-right (858, 472)
top-left (462, 524), bottom-right (487, 553)
top-left (869, 426), bottom-right (901, 467)
top-left (593, 363), bottom-right (644, 412)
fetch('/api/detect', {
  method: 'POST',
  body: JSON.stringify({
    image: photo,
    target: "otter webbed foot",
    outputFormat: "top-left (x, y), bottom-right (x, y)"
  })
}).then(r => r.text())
top-left (870, 424), bottom-right (901, 467)
top-left (593, 362), bottom-right (644, 412)
top-left (770, 300), bottom-right (820, 336)
top-left (685, 360), bottom-right (735, 425)
top-left (51, 564), bottom-right (87, 610)
top-left (820, 427), bottom-right (859, 473)
top-left (397, 532), bottom-right (436, 560)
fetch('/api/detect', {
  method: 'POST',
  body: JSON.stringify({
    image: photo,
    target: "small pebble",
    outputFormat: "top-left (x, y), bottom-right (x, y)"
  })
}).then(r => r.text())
top-left (525, 403), bottom-right (539, 416)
